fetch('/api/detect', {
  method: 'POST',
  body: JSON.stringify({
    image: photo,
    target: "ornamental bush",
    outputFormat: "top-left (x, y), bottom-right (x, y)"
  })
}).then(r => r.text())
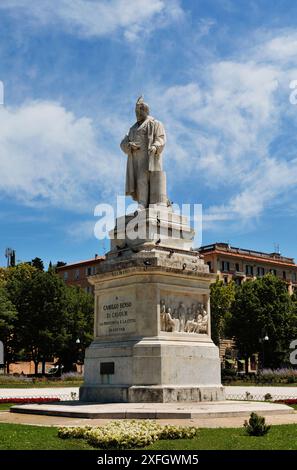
top-left (244, 412), bottom-right (271, 436)
top-left (58, 420), bottom-right (198, 449)
top-left (257, 368), bottom-right (297, 384)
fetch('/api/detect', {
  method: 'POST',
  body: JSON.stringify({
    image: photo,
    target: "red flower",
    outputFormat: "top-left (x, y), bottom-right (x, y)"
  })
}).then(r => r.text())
top-left (0, 397), bottom-right (60, 404)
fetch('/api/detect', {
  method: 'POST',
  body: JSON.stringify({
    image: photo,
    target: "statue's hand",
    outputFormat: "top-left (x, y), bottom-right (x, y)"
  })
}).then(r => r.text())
top-left (129, 141), bottom-right (140, 151)
top-left (149, 145), bottom-right (157, 156)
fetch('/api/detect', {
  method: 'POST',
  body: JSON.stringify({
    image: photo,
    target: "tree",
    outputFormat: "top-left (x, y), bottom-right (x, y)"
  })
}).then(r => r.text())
top-left (18, 270), bottom-right (69, 375)
top-left (56, 286), bottom-right (93, 372)
top-left (31, 257), bottom-right (44, 271)
top-left (4, 265), bottom-right (67, 375)
top-left (229, 274), bottom-right (297, 371)
top-left (3, 263), bottom-right (94, 375)
top-left (210, 279), bottom-right (236, 345)
top-left (56, 261), bottom-right (67, 268)
top-left (0, 287), bottom-right (18, 372)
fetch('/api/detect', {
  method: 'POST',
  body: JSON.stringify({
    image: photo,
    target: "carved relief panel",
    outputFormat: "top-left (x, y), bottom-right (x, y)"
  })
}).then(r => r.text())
top-left (160, 294), bottom-right (209, 335)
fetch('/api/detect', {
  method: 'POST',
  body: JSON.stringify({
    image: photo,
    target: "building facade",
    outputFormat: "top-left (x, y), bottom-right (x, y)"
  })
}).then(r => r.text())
top-left (199, 243), bottom-right (297, 372)
top-left (56, 255), bottom-right (104, 294)
top-left (199, 243), bottom-right (297, 294)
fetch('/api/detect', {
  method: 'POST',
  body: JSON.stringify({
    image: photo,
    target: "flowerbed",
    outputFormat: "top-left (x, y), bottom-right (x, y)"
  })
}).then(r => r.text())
top-left (274, 399), bottom-right (297, 405)
top-left (58, 420), bottom-right (198, 449)
top-left (223, 368), bottom-right (297, 385)
top-left (0, 397), bottom-right (60, 404)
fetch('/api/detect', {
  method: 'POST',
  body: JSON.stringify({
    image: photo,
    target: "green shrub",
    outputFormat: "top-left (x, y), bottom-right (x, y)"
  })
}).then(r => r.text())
top-left (58, 420), bottom-right (198, 449)
top-left (244, 413), bottom-right (271, 436)
top-left (264, 393), bottom-right (272, 401)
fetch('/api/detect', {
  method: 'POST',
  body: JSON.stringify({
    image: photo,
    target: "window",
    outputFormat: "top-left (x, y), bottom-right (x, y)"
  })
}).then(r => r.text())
top-left (283, 271), bottom-right (287, 280)
top-left (257, 267), bottom-right (265, 277)
top-left (86, 267), bottom-right (92, 276)
top-left (221, 261), bottom-right (230, 272)
top-left (246, 265), bottom-right (254, 276)
top-left (207, 261), bottom-right (212, 271)
top-left (235, 278), bottom-right (242, 286)
top-left (292, 272), bottom-right (297, 283)
top-left (235, 263), bottom-right (240, 272)
top-left (270, 269), bottom-right (277, 276)
top-left (63, 271), bottom-right (68, 281)
top-left (75, 269), bottom-right (80, 280)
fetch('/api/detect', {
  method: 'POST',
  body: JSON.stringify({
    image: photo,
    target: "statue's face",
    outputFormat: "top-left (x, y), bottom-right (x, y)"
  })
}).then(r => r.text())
top-left (135, 104), bottom-right (148, 122)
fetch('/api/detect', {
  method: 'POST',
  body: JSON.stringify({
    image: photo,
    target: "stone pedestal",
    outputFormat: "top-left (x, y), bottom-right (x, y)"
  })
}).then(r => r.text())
top-left (80, 207), bottom-right (224, 403)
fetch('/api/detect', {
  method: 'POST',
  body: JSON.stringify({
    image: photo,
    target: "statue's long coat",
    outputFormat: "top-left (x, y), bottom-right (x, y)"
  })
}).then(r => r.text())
top-left (120, 116), bottom-right (166, 202)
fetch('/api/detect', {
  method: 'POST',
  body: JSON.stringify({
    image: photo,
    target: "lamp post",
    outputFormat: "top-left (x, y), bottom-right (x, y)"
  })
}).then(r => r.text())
top-left (259, 333), bottom-right (269, 370)
top-left (76, 338), bottom-right (82, 374)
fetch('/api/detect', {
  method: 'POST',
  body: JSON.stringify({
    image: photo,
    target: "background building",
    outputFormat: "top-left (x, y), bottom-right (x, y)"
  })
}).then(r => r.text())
top-left (199, 243), bottom-right (297, 372)
top-left (199, 242), bottom-right (297, 294)
top-left (56, 255), bottom-right (104, 294)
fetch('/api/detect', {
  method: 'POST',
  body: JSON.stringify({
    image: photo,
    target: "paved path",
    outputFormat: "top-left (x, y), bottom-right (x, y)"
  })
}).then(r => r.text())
top-left (1, 386), bottom-right (297, 401)
top-left (1, 410), bottom-right (297, 429)
top-left (0, 387), bottom-right (78, 400)
top-left (10, 400), bottom-right (293, 419)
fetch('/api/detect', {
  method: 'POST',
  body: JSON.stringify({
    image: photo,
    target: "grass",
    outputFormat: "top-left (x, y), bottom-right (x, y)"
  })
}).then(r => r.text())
top-left (0, 423), bottom-right (297, 450)
top-left (0, 403), bottom-right (16, 411)
top-left (288, 404), bottom-right (297, 410)
top-left (0, 424), bottom-right (93, 450)
top-left (146, 425), bottom-right (297, 450)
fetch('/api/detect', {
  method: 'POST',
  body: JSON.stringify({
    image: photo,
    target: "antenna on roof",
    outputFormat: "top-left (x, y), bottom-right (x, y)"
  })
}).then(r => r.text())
top-left (274, 243), bottom-right (280, 255)
top-left (5, 248), bottom-right (16, 267)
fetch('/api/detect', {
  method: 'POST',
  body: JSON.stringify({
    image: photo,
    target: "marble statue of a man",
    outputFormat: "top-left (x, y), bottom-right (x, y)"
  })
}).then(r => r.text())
top-left (120, 97), bottom-right (166, 209)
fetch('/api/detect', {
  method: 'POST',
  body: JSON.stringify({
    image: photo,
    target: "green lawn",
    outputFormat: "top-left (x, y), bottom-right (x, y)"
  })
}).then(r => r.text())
top-left (0, 424), bottom-right (93, 450)
top-left (0, 403), bottom-right (16, 410)
top-left (146, 425), bottom-right (297, 450)
top-left (0, 423), bottom-right (297, 450)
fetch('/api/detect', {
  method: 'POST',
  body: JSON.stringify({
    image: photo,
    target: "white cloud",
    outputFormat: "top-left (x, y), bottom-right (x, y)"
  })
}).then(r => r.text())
top-left (254, 32), bottom-right (297, 62)
top-left (0, 100), bottom-right (123, 210)
top-left (0, 0), bottom-right (183, 41)
top-left (147, 32), bottom-right (297, 226)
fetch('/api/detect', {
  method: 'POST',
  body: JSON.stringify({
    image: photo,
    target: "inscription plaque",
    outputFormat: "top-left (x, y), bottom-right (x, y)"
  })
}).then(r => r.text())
top-left (97, 292), bottom-right (136, 336)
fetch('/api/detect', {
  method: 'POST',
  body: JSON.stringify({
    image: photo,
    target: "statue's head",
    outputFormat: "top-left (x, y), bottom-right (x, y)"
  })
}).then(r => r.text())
top-left (135, 96), bottom-right (149, 122)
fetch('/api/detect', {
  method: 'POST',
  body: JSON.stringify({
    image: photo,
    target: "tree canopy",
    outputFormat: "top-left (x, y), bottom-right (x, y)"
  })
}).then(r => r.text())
top-left (229, 275), bottom-right (297, 368)
top-left (0, 264), bottom-right (93, 374)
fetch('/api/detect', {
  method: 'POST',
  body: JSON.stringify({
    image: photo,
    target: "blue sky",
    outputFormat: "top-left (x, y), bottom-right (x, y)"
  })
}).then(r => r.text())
top-left (0, 0), bottom-right (297, 267)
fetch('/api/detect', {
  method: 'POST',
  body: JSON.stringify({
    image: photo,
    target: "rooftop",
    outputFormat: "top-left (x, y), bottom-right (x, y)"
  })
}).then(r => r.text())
top-left (199, 243), bottom-right (296, 266)
top-left (56, 256), bottom-right (105, 270)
